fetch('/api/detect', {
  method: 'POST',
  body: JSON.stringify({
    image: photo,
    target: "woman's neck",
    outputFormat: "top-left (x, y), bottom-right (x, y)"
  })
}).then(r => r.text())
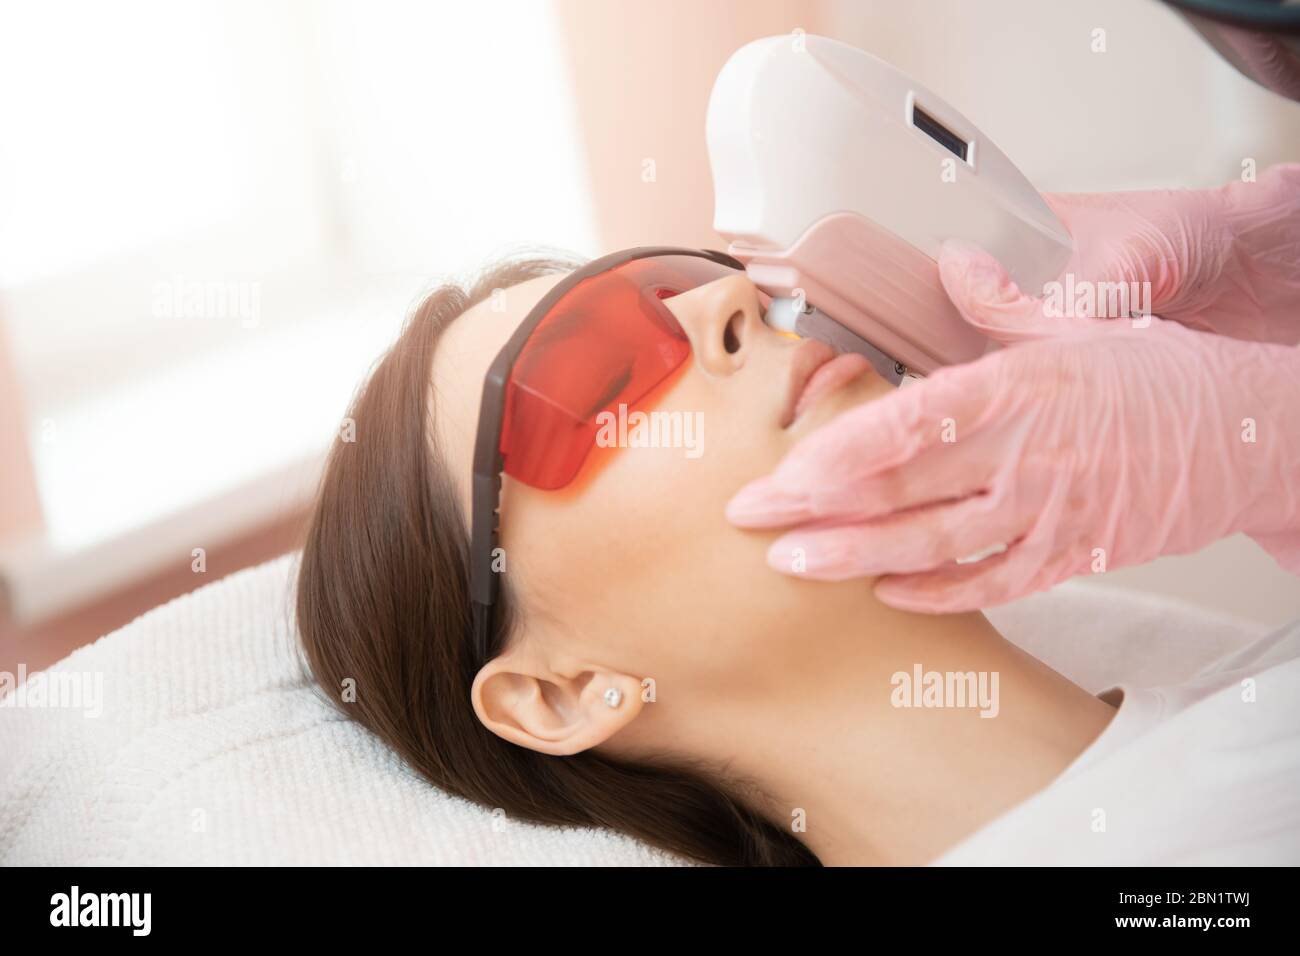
top-left (689, 604), bottom-right (1117, 865)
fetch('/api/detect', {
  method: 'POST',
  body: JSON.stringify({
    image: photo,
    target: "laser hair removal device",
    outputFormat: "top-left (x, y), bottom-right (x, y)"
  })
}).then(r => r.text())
top-left (706, 34), bottom-right (1074, 384)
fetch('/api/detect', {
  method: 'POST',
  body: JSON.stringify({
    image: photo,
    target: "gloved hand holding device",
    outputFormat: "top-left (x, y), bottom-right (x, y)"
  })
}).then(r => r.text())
top-left (726, 225), bottom-right (1300, 614)
top-left (1039, 163), bottom-right (1300, 346)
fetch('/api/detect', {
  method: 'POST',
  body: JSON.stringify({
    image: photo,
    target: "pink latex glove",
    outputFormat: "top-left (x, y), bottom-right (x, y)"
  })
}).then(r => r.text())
top-left (1040, 163), bottom-right (1300, 346)
top-left (726, 246), bottom-right (1300, 614)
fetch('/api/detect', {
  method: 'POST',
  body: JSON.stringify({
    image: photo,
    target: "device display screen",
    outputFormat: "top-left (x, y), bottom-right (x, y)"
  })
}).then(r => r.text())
top-left (911, 104), bottom-right (969, 163)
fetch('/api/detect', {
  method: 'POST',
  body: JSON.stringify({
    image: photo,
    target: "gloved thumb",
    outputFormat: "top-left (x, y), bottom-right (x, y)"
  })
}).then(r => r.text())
top-left (937, 239), bottom-right (1096, 345)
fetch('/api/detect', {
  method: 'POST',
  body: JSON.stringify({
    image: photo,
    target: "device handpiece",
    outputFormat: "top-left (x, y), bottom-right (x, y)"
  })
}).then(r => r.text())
top-left (709, 34), bottom-right (1072, 377)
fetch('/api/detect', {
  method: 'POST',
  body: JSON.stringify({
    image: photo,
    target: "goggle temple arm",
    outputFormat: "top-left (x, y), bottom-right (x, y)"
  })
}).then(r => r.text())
top-left (470, 344), bottom-right (510, 665)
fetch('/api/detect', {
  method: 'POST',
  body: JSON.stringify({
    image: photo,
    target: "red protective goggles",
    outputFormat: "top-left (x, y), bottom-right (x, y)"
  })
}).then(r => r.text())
top-left (469, 247), bottom-right (743, 662)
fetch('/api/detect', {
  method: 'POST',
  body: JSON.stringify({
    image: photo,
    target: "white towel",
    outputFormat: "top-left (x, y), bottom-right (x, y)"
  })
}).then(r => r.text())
top-left (0, 553), bottom-right (1266, 865)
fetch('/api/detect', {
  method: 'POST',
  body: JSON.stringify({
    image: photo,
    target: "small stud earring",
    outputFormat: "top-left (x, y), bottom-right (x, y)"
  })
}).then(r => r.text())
top-left (603, 687), bottom-right (623, 708)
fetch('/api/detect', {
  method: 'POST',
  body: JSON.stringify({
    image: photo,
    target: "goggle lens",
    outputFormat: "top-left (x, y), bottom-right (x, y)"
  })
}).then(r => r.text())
top-left (501, 254), bottom-right (738, 489)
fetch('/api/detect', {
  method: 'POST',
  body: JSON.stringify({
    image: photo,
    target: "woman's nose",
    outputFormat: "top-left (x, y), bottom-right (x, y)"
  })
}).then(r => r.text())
top-left (668, 274), bottom-right (765, 377)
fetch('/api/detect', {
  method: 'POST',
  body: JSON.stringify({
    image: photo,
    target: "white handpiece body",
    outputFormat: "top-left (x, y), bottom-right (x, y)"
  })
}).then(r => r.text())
top-left (707, 34), bottom-right (1073, 375)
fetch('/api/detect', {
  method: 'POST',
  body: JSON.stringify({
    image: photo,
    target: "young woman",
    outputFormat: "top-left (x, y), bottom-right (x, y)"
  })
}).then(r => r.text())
top-left (292, 248), bottom-right (1137, 866)
top-left (292, 240), bottom-right (1300, 868)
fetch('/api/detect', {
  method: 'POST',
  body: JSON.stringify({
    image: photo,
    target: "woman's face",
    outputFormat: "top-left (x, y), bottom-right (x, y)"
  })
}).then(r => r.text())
top-left (432, 270), bottom-right (895, 756)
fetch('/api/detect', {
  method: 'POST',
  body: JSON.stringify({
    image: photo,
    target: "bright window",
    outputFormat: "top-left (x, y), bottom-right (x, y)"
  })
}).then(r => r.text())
top-left (0, 0), bottom-right (597, 558)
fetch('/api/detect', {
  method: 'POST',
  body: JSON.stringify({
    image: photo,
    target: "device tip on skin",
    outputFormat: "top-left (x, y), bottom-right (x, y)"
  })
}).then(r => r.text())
top-left (765, 296), bottom-right (908, 387)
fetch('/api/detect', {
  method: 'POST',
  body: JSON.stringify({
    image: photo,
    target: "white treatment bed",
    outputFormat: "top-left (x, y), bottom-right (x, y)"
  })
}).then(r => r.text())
top-left (0, 554), bottom-right (1268, 865)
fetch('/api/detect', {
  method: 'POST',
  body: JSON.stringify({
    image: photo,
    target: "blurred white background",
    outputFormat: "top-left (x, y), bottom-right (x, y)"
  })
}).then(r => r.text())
top-left (0, 0), bottom-right (596, 558)
top-left (0, 0), bottom-right (1296, 657)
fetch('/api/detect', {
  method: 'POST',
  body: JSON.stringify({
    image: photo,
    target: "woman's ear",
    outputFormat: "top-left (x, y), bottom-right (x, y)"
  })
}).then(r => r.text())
top-left (471, 651), bottom-right (644, 756)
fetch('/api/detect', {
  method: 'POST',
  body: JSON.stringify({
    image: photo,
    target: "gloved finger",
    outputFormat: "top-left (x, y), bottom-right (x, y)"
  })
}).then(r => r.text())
top-left (870, 519), bottom-right (1092, 613)
top-left (763, 491), bottom-right (1031, 580)
top-left (872, 545), bottom-right (1038, 614)
top-left (938, 240), bottom-right (1102, 344)
top-left (726, 366), bottom-right (993, 528)
top-left (1042, 190), bottom-right (1188, 315)
top-left (786, 426), bottom-right (1004, 524)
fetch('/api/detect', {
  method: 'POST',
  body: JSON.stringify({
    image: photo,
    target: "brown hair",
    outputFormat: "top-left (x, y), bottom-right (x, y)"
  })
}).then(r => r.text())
top-left (295, 253), bottom-right (818, 866)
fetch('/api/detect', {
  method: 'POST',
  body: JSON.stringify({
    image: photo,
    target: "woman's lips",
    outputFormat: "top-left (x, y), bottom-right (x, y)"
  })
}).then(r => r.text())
top-left (781, 339), bottom-right (872, 428)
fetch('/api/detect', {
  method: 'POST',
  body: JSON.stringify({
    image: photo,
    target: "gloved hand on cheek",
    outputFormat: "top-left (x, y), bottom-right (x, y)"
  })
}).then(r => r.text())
top-left (725, 245), bottom-right (1300, 613)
